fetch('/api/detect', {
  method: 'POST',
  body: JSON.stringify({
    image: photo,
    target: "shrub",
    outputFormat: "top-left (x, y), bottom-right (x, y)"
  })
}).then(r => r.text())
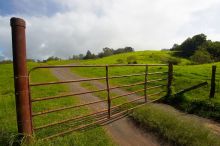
top-left (116, 59), bottom-right (124, 64)
top-left (127, 55), bottom-right (138, 64)
top-left (190, 49), bottom-right (212, 64)
top-left (133, 60), bottom-right (138, 64)
top-left (161, 57), bottom-right (181, 65)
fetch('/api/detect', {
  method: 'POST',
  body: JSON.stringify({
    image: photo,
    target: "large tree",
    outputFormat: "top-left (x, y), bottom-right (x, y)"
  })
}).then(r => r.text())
top-left (171, 34), bottom-right (207, 57)
top-left (206, 41), bottom-right (220, 61)
top-left (84, 50), bottom-right (97, 59)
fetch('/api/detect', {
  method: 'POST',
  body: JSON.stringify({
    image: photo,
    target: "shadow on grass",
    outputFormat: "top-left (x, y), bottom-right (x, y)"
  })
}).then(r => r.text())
top-left (0, 130), bottom-right (24, 146)
top-left (162, 82), bottom-right (220, 122)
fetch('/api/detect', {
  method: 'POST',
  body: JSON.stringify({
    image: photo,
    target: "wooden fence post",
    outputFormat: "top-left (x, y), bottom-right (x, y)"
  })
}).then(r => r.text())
top-left (167, 63), bottom-right (173, 97)
top-left (10, 17), bottom-right (33, 142)
top-left (106, 65), bottom-right (111, 119)
top-left (210, 65), bottom-right (216, 98)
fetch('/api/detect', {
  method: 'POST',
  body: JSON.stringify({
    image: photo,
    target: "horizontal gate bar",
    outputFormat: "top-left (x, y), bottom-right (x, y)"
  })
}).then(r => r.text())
top-left (29, 64), bottom-right (168, 73)
top-left (111, 89), bottom-right (145, 100)
top-left (30, 77), bottom-right (107, 86)
top-left (41, 97), bottom-right (162, 140)
top-left (109, 81), bottom-right (145, 90)
top-left (32, 99), bottom-right (107, 117)
top-left (110, 72), bottom-right (167, 78)
top-left (147, 78), bottom-right (167, 83)
top-left (146, 84), bottom-right (166, 90)
top-left (30, 72), bottom-right (167, 87)
top-left (32, 88), bottom-right (107, 102)
top-left (112, 96), bottom-right (145, 109)
top-left (148, 90), bottom-right (166, 96)
top-left (148, 71), bottom-right (168, 75)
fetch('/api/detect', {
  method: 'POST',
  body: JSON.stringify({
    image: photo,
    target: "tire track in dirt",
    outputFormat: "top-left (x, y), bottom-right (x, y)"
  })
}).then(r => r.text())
top-left (52, 68), bottom-right (167, 146)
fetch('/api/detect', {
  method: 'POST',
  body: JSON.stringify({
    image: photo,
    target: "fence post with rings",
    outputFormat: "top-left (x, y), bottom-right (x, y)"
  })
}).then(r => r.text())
top-left (10, 17), bottom-right (33, 142)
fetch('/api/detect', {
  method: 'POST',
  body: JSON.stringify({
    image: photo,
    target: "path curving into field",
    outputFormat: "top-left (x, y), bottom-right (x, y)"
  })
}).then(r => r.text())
top-left (51, 68), bottom-right (167, 146)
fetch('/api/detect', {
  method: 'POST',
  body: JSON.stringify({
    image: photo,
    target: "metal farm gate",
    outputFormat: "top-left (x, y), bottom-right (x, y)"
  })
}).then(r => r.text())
top-left (29, 64), bottom-right (172, 140)
top-left (10, 17), bottom-right (173, 141)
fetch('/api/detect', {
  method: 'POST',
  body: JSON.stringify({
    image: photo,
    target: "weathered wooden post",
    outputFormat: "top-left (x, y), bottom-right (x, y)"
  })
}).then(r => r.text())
top-left (10, 17), bottom-right (33, 141)
top-left (210, 65), bottom-right (216, 98)
top-left (167, 63), bottom-right (173, 97)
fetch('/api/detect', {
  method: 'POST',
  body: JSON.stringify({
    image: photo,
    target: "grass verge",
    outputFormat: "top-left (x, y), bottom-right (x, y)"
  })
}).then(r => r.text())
top-left (165, 93), bottom-right (220, 122)
top-left (130, 103), bottom-right (220, 146)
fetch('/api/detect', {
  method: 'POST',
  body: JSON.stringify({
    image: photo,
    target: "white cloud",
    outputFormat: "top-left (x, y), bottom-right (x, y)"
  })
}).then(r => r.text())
top-left (0, 0), bottom-right (220, 60)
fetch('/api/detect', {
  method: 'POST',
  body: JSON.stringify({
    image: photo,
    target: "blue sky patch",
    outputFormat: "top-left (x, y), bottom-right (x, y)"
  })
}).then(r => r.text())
top-left (0, 0), bottom-right (64, 16)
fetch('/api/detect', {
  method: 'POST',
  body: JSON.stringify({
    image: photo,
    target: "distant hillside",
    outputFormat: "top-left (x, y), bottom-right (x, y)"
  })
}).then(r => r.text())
top-left (77, 50), bottom-right (191, 65)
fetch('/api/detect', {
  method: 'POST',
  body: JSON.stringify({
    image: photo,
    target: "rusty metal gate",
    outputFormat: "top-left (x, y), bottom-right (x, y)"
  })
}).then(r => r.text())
top-left (28, 64), bottom-right (172, 140)
top-left (10, 17), bottom-right (173, 141)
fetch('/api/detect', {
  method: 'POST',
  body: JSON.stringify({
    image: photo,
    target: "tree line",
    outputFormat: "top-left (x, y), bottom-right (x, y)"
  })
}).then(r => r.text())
top-left (72, 46), bottom-right (134, 60)
top-left (171, 34), bottom-right (220, 64)
top-left (0, 46), bottom-right (134, 63)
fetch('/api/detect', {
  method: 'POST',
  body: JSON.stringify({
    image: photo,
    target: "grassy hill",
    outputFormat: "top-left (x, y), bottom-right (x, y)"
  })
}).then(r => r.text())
top-left (77, 50), bottom-right (190, 65)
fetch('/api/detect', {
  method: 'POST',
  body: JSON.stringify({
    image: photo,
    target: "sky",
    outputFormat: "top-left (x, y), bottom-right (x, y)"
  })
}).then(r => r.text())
top-left (1, 0), bottom-right (220, 60)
